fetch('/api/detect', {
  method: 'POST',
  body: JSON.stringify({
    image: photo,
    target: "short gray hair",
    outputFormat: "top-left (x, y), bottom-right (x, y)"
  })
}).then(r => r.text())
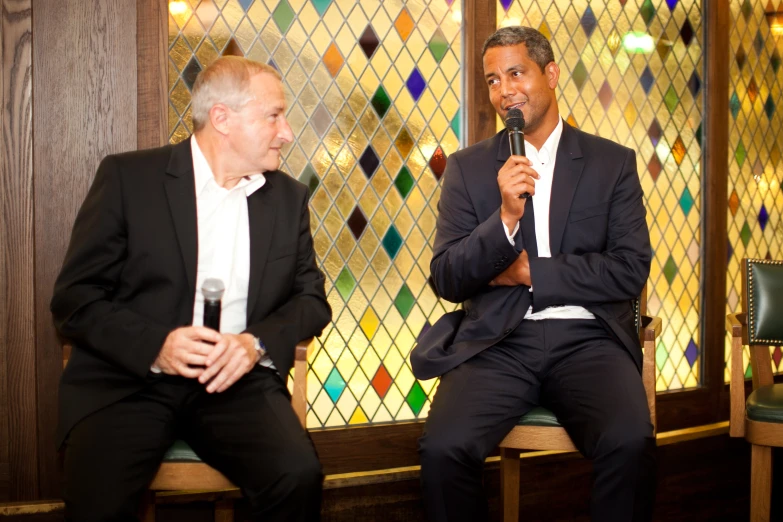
top-left (190, 56), bottom-right (281, 131)
top-left (482, 26), bottom-right (555, 73)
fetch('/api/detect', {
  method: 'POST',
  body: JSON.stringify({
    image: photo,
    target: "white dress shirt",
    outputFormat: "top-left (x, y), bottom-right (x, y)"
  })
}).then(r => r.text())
top-left (191, 136), bottom-right (277, 369)
top-left (504, 119), bottom-right (595, 321)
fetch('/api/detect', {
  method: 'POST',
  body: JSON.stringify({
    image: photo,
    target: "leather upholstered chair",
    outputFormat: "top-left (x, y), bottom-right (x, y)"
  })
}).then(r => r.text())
top-left (498, 288), bottom-right (660, 522)
top-left (62, 338), bottom-right (314, 522)
top-left (728, 258), bottom-right (783, 521)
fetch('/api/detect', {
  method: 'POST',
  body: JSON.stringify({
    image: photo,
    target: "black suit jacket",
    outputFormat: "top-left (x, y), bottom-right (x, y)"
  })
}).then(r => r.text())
top-left (51, 138), bottom-right (331, 446)
top-left (410, 122), bottom-right (651, 380)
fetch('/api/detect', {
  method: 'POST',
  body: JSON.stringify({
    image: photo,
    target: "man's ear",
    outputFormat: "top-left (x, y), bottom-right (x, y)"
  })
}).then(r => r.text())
top-left (546, 62), bottom-right (560, 89)
top-left (209, 104), bottom-right (230, 135)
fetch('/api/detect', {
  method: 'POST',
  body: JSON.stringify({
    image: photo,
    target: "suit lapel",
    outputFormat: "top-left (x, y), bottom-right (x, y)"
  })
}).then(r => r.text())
top-left (164, 138), bottom-right (198, 295)
top-left (496, 129), bottom-right (537, 257)
top-left (549, 122), bottom-right (585, 256)
top-left (246, 177), bottom-right (278, 322)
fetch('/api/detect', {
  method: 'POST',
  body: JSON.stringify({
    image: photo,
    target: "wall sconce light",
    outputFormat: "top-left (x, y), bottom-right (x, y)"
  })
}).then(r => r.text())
top-left (622, 31), bottom-right (655, 54)
top-left (766, 11), bottom-right (783, 36)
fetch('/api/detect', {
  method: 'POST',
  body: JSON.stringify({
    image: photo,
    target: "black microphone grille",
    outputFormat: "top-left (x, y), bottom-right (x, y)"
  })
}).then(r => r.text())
top-left (504, 108), bottom-right (525, 130)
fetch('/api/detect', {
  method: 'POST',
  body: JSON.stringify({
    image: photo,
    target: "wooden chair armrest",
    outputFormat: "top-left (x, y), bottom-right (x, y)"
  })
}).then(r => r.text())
top-left (727, 313), bottom-right (747, 437)
top-left (292, 338), bottom-right (315, 429)
top-left (640, 315), bottom-right (660, 435)
top-left (641, 315), bottom-right (661, 342)
top-left (295, 338), bottom-right (315, 362)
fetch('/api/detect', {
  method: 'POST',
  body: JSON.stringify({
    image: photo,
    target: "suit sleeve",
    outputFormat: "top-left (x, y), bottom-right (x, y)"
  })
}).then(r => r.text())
top-left (528, 149), bottom-right (651, 308)
top-left (243, 187), bottom-right (331, 373)
top-left (429, 153), bottom-right (523, 303)
top-left (50, 155), bottom-right (171, 378)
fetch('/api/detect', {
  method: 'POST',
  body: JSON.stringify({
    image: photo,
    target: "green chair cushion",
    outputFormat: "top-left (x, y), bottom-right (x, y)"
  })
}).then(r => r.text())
top-left (517, 406), bottom-right (562, 427)
top-left (747, 384), bottom-right (783, 423)
top-left (162, 439), bottom-right (202, 462)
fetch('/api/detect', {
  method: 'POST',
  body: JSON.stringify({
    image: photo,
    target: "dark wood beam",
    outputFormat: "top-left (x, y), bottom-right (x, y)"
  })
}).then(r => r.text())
top-left (33, 0), bottom-right (138, 498)
top-left (2, 0), bottom-right (36, 501)
top-left (137, 0), bottom-right (168, 149)
top-left (702, 0), bottom-right (730, 420)
top-left (463, 0), bottom-right (497, 145)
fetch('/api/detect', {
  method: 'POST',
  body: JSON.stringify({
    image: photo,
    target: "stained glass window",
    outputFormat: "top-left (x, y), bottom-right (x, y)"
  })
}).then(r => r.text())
top-left (167, 0), bottom-right (462, 428)
top-left (498, 0), bottom-right (704, 392)
top-left (726, 0), bottom-right (783, 381)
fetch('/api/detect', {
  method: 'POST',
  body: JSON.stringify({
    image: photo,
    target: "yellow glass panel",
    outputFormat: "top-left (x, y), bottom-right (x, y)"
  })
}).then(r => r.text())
top-left (360, 307), bottom-right (380, 339)
top-left (349, 407), bottom-right (369, 424)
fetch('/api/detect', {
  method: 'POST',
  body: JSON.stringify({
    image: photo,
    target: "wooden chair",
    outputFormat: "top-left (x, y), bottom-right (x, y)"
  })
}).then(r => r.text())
top-left (728, 258), bottom-right (783, 522)
top-left (498, 290), bottom-right (660, 522)
top-left (63, 338), bottom-right (314, 522)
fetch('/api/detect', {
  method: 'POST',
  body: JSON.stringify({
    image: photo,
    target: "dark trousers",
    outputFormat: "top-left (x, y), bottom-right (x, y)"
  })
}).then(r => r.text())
top-left (419, 319), bottom-right (656, 522)
top-left (63, 367), bottom-right (322, 522)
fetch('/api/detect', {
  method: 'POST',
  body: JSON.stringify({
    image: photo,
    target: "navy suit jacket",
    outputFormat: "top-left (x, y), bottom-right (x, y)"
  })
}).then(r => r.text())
top-left (51, 138), bottom-right (331, 445)
top-left (410, 122), bottom-right (651, 380)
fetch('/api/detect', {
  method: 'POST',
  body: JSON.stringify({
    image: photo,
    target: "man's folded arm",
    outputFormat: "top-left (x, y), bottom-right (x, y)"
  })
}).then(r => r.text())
top-left (430, 154), bottom-right (522, 303)
top-left (50, 155), bottom-right (170, 378)
top-left (529, 149), bottom-right (651, 309)
top-left (243, 188), bottom-right (331, 372)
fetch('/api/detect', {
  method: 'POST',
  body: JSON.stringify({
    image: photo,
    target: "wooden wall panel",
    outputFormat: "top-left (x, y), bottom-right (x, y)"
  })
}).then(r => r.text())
top-left (2, 0), bottom-right (35, 501)
top-left (464, 0), bottom-right (497, 145)
top-left (32, 0), bottom-right (137, 498)
top-left (0, 0), bottom-right (8, 501)
top-left (137, 0), bottom-right (167, 149)
top-left (703, 0), bottom-right (731, 417)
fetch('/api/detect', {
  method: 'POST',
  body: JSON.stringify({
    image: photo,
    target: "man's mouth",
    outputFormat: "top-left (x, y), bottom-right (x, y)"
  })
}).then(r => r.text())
top-left (504, 102), bottom-right (525, 111)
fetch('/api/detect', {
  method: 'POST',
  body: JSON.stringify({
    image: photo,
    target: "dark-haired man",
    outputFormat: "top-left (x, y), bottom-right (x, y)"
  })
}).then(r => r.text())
top-left (411, 26), bottom-right (655, 522)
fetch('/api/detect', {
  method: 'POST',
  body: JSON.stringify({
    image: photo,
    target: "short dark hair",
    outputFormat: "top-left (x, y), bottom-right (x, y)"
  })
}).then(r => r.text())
top-left (482, 26), bottom-right (555, 73)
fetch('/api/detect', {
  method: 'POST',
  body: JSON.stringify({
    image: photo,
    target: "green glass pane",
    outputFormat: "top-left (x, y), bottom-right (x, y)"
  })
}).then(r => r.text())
top-left (395, 166), bottom-right (415, 198)
top-left (641, 0), bottom-right (656, 26)
top-left (406, 381), bottom-right (427, 415)
top-left (451, 108), bottom-right (461, 141)
top-left (735, 141), bottom-right (746, 167)
top-left (273, 0), bottom-right (296, 33)
top-left (740, 221), bottom-right (752, 248)
top-left (311, 0), bottom-right (331, 16)
top-left (428, 29), bottom-right (449, 63)
top-left (382, 226), bottom-right (403, 259)
top-left (335, 267), bottom-right (356, 301)
top-left (655, 341), bottom-right (668, 371)
top-left (299, 164), bottom-right (320, 198)
top-left (664, 86), bottom-right (679, 115)
top-left (572, 60), bottom-right (588, 91)
top-left (371, 86), bottom-right (391, 119)
top-left (663, 255), bottom-right (677, 285)
top-left (395, 284), bottom-right (415, 318)
top-left (679, 188), bottom-right (694, 216)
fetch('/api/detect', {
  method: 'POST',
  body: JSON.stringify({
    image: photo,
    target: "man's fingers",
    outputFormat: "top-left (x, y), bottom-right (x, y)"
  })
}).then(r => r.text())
top-left (185, 353), bottom-right (208, 366)
top-left (215, 365), bottom-right (247, 393)
top-left (205, 339), bottom-right (229, 366)
top-left (206, 355), bottom-right (240, 393)
top-left (199, 341), bottom-right (233, 383)
top-left (177, 363), bottom-right (204, 379)
top-left (185, 326), bottom-right (223, 343)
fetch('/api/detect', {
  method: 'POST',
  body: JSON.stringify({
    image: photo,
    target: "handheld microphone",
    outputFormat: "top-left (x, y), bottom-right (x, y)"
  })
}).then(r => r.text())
top-left (202, 278), bottom-right (225, 332)
top-left (504, 108), bottom-right (529, 199)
